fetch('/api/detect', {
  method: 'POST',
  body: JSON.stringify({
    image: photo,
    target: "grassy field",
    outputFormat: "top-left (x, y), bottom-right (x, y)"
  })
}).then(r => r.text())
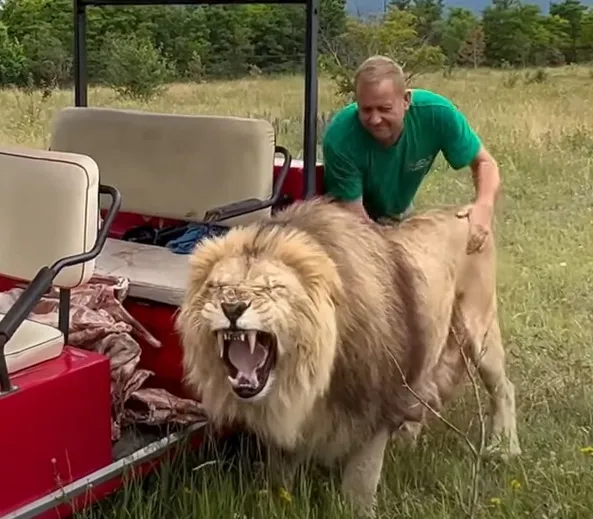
top-left (2, 65), bottom-right (593, 518)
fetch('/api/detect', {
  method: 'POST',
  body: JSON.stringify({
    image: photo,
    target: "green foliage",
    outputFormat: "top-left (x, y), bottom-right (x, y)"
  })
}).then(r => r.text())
top-left (1, 0), bottom-right (593, 96)
top-left (483, 1), bottom-right (562, 66)
top-left (0, 21), bottom-right (27, 86)
top-left (440, 8), bottom-right (480, 67)
top-left (320, 6), bottom-right (445, 99)
top-left (101, 34), bottom-right (174, 101)
top-left (550, 0), bottom-right (587, 62)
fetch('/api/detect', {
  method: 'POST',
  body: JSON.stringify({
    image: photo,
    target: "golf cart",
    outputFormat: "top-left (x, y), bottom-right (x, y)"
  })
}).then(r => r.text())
top-left (0, 0), bottom-right (323, 516)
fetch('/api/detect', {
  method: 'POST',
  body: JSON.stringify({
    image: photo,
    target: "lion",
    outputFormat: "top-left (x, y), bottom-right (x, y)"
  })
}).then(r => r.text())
top-left (176, 197), bottom-right (521, 517)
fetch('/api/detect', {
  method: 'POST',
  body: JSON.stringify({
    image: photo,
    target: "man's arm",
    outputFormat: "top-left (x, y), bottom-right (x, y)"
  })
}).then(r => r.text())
top-left (469, 145), bottom-right (500, 208)
top-left (437, 101), bottom-right (501, 252)
top-left (322, 139), bottom-right (372, 222)
top-left (436, 103), bottom-right (501, 208)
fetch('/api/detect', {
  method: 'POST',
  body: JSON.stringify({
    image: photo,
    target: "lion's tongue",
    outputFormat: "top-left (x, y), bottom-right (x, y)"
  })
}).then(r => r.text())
top-left (228, 340), bottom-right (266, 383)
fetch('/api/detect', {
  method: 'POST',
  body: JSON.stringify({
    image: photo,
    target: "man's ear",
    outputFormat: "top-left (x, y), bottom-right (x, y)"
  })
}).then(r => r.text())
top-left (403, 89), bottom-right (412, 108)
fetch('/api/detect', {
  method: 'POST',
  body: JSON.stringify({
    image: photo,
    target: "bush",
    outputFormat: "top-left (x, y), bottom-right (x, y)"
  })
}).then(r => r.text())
top-left (524, 68), bottom-right (549, 84)
top-left (101, 34), bottom-right (174, 101)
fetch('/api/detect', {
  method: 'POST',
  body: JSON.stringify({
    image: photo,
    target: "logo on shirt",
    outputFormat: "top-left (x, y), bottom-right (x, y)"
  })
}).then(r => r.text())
top-left (408, 156), bottom-right (434, 173)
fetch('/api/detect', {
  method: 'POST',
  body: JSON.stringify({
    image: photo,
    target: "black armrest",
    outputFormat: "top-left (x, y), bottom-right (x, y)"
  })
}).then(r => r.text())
top-left (203, 145), bottom-right (292, 223)
top-left (0, 184), bottom-right (122, 393)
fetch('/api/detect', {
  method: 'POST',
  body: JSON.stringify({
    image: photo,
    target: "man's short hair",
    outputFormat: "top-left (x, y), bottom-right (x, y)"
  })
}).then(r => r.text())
top-left (354, 55), bottom-right (407, 93)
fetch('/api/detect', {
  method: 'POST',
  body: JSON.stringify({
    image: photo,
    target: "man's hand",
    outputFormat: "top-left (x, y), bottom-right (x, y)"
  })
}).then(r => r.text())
top-left (456, 202), bottom-right (493, 254)
top-left (457, 145), bottom-right (499, 254)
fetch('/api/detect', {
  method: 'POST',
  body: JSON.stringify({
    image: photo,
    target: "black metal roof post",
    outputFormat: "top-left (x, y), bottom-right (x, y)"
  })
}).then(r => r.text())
top-left (72, 0), bottom-right (319, 199)
top-left (73, 0), bottom-right (87, 107)
top-left (303, 0), bottom-right (319, 198)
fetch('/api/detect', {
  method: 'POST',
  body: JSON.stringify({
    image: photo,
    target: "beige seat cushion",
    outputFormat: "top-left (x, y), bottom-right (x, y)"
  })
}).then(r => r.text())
top-left (2, 313), bottom-right (64, 375)
top-left (49, 107), bottom-right (277, 227)
top-left (0, 146), bottom-right (99, 289)
top-left (95, 239), bottom-right (191, 306)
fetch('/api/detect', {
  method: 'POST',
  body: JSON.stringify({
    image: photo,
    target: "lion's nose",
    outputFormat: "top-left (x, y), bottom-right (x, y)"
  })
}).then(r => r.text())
top-left (221, 301), bottom-right (249, 325)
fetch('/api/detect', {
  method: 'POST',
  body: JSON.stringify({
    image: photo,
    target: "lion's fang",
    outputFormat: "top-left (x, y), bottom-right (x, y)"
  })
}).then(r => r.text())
top-left (217, 333), bottom-right (224, 357)
top-left (247, 331), bottom-right (257, 354)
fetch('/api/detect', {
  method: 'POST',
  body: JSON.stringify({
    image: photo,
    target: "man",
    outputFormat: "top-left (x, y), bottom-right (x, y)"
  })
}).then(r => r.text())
top-left (322, 55), bottom-right (500, 253)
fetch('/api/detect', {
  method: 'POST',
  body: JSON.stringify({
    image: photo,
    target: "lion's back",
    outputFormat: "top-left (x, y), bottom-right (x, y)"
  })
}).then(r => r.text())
top-left (271, 198), bottom-right (388, 259)
top-left (271, 198), bottom-right (394, 289)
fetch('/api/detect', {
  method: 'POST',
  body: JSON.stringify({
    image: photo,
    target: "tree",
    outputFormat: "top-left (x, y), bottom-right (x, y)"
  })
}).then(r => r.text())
top-left (458, 24), bottom-right (486, 68)
top-left (578, 8), bottom-right (593, 60)
top-left (550, 0), bottom-right (587, 62)
top-left (101, 33), bottom-right (174, 101)
top-left (482, 1), bottom-right (567, 67)
top-left (409, 0), bottom-right (445, 44)
top-left (389, 0), bottom-right (412, 11)
top-left (321, 6), bottom-right (444, 99)
top-left (440, 7), bottom-right (479, 67)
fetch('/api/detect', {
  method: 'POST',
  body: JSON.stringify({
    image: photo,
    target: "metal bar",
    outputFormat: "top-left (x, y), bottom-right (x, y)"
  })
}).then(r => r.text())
top-left (0, 334), bottom-right (14, 395)
top-left (52, 185), bottom-right (121, 271)
top-left (73, 0), bottom-right (88, 107)
top-left (302, 0), bottom-right (319, 199)
top-left (58, 289), bottom-right (71, 344)
top-left (4, 421), bottom-right (208, 519)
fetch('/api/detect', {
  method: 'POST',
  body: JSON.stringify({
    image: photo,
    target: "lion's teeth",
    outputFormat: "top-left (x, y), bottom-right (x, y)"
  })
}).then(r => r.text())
top-left (217, 332), bottom-right (224, 357)
top-left (248, 331), bottom-right (257, 354)
top-left (239, 332), bottom-right (246, 341)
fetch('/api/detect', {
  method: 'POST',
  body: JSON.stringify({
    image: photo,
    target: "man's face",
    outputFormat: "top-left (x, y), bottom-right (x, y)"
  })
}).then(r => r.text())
top-left (355, 78), bottom-right (411, 146)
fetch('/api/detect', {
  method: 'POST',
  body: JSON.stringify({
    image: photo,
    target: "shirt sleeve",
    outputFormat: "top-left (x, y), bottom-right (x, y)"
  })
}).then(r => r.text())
top-left (436, 104), bottom-right (482, 170)
top-left (322, 138), bottom-right (363, 202)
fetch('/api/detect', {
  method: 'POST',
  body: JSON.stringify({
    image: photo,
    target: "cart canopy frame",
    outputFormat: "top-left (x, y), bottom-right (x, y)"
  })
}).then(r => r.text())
top-left (72, 0), bottom-right (320, 199)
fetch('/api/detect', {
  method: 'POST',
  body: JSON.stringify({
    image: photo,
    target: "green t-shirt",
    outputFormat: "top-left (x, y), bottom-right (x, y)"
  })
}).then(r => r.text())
top-left (322, 89), bottom-right (482, 221)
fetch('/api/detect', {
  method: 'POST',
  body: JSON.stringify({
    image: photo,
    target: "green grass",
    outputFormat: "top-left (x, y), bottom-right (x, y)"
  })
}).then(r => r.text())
top-left (2, 65), bottom-right (593, 518)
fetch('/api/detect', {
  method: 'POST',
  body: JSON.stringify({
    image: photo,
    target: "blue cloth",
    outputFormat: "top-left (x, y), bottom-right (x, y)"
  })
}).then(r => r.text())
top-left (166, 223), bottom-right (229, 254)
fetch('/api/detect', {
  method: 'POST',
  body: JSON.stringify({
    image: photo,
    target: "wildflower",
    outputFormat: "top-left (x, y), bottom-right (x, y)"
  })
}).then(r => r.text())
top-left (278, 486), bottom-right (293, 503)
top-left (579, 446), bottom-right (593, 456)
top-left (489, 497), bottom-right (502, 506)
top-left (510, 479), bottom-right (522, 490)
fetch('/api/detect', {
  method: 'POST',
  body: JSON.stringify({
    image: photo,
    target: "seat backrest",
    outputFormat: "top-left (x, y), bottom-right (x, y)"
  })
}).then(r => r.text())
top-left (49, 107), bottom-right (276, 225)
top-left (0, 146), bottom-right (99, 288)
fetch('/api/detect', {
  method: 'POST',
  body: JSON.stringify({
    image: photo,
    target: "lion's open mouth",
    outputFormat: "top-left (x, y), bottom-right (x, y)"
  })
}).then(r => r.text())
top-left (216, 330), bottom-right (277, 399)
